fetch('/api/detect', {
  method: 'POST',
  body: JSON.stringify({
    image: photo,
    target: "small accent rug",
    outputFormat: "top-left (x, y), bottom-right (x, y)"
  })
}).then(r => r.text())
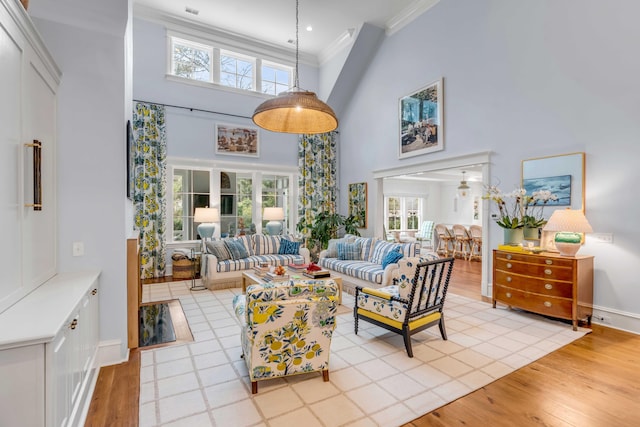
top-left (138, 280), bottom-right (590, 426)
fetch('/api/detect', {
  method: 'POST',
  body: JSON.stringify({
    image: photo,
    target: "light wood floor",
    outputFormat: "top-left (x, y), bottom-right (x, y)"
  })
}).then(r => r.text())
top-left (85, 258), bottom-right (640, 426)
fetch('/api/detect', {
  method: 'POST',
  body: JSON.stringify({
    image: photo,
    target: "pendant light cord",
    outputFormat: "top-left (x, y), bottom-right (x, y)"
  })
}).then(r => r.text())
top-left (294, 0), bottom-right (300, 88)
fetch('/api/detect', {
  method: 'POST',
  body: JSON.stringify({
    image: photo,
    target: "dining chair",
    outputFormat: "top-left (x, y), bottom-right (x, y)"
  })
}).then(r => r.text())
top-left (468, 225), bottom-right (482, 262)
top-left (434, 223), bottom-right (453, 256)
top-left (452, 224), bottom-right (472, 260)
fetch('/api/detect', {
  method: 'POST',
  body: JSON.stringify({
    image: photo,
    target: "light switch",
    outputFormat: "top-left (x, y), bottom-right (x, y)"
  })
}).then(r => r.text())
top-left (73, 241), bottom-right (84, 256)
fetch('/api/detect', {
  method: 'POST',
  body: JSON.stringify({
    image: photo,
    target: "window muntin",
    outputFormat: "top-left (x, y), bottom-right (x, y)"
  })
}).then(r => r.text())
top-left (261, 63), bottom-right (291, 95)
top-left (172, 169), bottom-right (211, 241)
top-left (220, 51), bottom-right (255, 90)
top-left (385, 196), bottom-right (423, 232)
top-left (170, 37), bottom-right (213, 82)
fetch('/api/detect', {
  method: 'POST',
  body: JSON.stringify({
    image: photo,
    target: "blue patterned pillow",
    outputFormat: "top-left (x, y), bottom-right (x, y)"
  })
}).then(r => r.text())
top-left (224, 238), bottom-right (249, 260)
top-left (337, 241), bottom-right (361, 260)
top-left (381, 248), bottom-right (404, 269)
top-left (205, 240), bottom-right (231, 261)
top-left (278, 238), bottom-right (301, 255)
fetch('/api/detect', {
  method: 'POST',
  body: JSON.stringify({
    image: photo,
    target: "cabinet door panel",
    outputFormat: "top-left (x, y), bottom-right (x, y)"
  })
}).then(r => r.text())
top-left (22, 47), bottom-right (57, 289)
top-left (0, 13), bottom-right (24, 313)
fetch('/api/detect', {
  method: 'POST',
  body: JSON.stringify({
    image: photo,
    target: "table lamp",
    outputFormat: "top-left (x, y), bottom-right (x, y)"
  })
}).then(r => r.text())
top-left (542, 209), bottom-right (593, 256)
top-left (194, 207), bottom-right (219, 240)
top-left (263, 207), bottom-right (285, 235)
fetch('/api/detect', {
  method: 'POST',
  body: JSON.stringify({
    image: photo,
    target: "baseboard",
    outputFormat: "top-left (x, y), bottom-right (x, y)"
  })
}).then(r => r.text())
top-left (97, 339), bottom-right (129, 367)
top-left (592, 305), bottom-right (640, 335)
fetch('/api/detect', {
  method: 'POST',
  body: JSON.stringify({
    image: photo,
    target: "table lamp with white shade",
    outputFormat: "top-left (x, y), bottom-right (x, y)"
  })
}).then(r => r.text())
top-left (263, 207), bottom-right (285, 235)
top-left (194, 207), bottom-right (219, 240)
top-left (542, 209), bottom-right (593, 256)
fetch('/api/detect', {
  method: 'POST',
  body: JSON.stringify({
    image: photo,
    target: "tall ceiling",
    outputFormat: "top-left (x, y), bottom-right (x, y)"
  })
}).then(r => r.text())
top-left (133, 0), bottom-right (434, 57)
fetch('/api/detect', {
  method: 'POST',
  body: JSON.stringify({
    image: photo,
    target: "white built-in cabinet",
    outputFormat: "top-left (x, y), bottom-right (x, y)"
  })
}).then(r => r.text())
top-left (0, 2), bottom-right (100, 426)
top-left (0, 272), bottom-right (100, 427)
top-left (0, 0), bottom-right (59, 314)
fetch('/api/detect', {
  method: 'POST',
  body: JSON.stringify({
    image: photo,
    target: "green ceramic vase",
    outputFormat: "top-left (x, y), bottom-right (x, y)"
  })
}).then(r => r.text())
top-left (503, 228), bottom-right (524, 245)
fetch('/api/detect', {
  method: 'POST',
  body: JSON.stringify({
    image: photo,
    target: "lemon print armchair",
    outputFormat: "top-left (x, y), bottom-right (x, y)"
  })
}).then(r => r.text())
top-left (232, 279), bottom-right (338, 393)
top-left (355, 256), bottom-right (454, 357)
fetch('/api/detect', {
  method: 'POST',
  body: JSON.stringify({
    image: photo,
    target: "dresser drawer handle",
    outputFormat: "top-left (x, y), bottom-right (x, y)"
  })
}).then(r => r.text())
top-left (506, 276), bottom-right (512, 282)
top-left (506, 254), bottom-right (512, 260)
top-left (544, 269), bottom-right (552, 275)
top-left (545, 259), bottom-right (553, 265)
top-left (506, 263), bottom-right (512, 269)
top-left (505, 292), bottom-right (512, 298)
top-left (545, 283), bottom-right (553, 290)
top-left (543, 301), bottom-right (552, 308)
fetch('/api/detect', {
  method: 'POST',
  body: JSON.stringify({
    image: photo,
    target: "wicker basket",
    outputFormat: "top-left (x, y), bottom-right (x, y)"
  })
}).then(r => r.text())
top-left (173, 258), bottom-right (194, 279)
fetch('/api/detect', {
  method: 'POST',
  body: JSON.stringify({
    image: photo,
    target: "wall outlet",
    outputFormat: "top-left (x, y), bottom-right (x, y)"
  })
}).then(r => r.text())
top-left (590, 233), bottom-right (613, 243)
top-left (73, 241), bottom-right (84, 257)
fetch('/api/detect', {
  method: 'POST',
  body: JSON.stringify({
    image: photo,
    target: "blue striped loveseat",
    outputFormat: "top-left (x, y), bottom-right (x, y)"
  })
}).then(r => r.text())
top-left (201, 234), bottom-right (310, 290)
top-left (318, 235), bottom-right (438, 291)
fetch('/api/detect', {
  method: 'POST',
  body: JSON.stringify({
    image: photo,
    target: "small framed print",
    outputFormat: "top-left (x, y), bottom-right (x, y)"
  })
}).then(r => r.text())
top-left (215, 123), bottom-right (259, 157)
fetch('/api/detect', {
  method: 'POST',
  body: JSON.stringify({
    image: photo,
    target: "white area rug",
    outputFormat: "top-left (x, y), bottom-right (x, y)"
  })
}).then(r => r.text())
top-left (139, 281), bottom-right (589, 427)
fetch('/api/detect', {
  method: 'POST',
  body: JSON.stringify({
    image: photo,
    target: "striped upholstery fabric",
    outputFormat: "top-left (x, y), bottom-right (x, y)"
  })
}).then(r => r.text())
top-left (370, 240), bottom-right (400, 265)
top-left (354, 237), bottom-right (376, 262)
top-left (319, 258), bottom-right (385, 284)
top-left (217, 254), bottom-right (305, 272)
top-left (226, 235), bottom-right (254, 256)
top-left (396, 242), bottom-right (421, 258)
top-left (253, 234), bottom-right (281, 255)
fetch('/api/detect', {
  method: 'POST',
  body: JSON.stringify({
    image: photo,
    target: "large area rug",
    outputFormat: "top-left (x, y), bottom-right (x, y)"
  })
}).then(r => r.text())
top-left (139, 281), bottom-right (589, 427)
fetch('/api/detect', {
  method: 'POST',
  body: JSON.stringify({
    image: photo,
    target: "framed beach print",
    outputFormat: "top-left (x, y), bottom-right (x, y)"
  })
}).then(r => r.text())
top-left (399, 78), bottom-right (444, 159)
top-left (348, 182), bottom-right (367, 228)
top-left (215, 123), bottom-right (259, 157)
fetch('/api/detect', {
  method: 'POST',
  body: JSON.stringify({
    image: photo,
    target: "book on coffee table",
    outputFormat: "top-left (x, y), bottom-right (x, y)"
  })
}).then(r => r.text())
top-left (302, 270), bottom-right (330, 279)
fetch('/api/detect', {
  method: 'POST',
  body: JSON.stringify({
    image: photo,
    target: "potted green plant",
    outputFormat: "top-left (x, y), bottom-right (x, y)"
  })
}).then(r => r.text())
top-left (297, 211), bottom-right (361, 262)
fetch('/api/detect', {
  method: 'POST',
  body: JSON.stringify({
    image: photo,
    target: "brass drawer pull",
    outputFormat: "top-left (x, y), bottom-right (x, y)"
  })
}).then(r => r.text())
top-left (506, 276), bottom-right (512, 282)
top-left (505, 292), bottom-right (512, 298)
top-left (92, 288), bottom-right (98, 296)
top-left (545, 283), bottom-right (553, 290)
top-left (70, 319), bottom-right (78, 330)
top-left (543, 301), bottom-right (552, 308)
top-left (506, 254), bottom-right (512, 260)
top-left (545, 259), bottom-right (553, 265)
top-left (545, 269), bottom-right (552, 275)
top-left (24, 140), bottom-right (42, 211)
top-left (506, 263), bottom-right (512, 269)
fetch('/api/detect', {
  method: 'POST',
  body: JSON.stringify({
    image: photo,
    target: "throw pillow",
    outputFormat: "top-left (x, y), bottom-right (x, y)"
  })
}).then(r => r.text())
top-left (337, 241), bottom-right (361, 260)
top-left (205, 240), bottom-right (232, 261)
top-left (278, 238), bottom-right (301, 255)
top-left (381, 249), bottom-right (404, 269)
top-left (224, 238), bottom-right (249, 260)
top-left (370, 240), bottom-right (399, 265)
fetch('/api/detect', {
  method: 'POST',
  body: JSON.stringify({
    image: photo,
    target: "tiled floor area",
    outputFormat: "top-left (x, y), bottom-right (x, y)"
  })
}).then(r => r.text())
top-left (139, 281), bottom-right (589, 427)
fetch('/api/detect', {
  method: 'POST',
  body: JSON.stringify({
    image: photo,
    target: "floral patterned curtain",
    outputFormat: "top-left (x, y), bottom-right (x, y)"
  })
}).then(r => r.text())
top-left (298, 131), bottom-right (338, 227)
top-left (132, 102), bottom-right (167, 279)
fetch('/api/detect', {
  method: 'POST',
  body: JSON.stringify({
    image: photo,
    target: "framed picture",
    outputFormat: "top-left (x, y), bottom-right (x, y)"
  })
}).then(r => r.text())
top-left (126, 120), bottom-right (134, 200)
top-left (399, 78), bottom-right (444, 159)
top-left (523, 174), bottom-right (572, 206)
top-left (348, 182), bottom-right (367, 228)
top-left (215, 123), bottom-right (259, 157)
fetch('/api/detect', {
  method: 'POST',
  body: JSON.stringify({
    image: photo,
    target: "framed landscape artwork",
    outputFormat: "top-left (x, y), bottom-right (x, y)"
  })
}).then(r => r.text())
top-left (523, 174), bottom-right (571, 206)
top-left (348, 182), bottom-right (367, 228)
top-left (215, 123), bottom-right (259, 157)
top-left (399, 78), bottom-right (444, 159)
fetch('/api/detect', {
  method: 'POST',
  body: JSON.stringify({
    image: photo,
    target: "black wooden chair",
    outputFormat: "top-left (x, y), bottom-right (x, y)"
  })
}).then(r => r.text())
top-left (354, 256), bottom-right (455, 357)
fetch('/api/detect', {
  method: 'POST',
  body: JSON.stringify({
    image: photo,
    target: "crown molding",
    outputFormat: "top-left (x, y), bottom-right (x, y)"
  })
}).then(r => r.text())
top-left (133, 3), bottom-right (318, 67)
top-left (386, 0), bottom-right (440, 36)
top-left (318, 26), bottom-right (359, 65)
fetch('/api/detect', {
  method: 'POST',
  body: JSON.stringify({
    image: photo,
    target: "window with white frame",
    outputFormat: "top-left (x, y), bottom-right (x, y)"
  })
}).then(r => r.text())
top-left (220, 50), bottom-right (255, 90)
top-left (170, 37), bottom-right (213, 82)
top-left (384, 196), bottom-right (423, 231)
top-left (168, 34), bottom-right (292, 94)
top-left (167, 164), bottom-right (296, 244)
top-left (261, 62), bottom-right (291, 95)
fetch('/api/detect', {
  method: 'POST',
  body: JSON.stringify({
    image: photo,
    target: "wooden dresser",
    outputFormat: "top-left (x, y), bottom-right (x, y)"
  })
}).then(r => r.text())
top-left (492, 249), bottom-right (594, 330)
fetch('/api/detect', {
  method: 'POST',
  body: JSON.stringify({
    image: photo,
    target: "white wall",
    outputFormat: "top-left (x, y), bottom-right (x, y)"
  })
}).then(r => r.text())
top-left (338, 0), bottom-right (640, 331)
top-left (31, 16), bottom-right (129, 361)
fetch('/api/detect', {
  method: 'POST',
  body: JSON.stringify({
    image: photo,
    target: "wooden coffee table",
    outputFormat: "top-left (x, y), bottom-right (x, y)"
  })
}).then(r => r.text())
top-left (241, 270), bottom-right (343, 304)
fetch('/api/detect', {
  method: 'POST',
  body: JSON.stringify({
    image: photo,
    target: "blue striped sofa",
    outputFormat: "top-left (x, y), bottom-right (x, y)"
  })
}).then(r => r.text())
top-left (318, 236), bottom-right (438, 290)
top-left (201, 234), bottom-right (310, 290)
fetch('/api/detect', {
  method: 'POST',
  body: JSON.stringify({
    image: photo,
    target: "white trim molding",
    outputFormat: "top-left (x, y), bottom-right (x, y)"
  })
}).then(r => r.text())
top-left (386, 0), bottom-right (441, 36)
top-left (592, 305), bottom-right (640, 335)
